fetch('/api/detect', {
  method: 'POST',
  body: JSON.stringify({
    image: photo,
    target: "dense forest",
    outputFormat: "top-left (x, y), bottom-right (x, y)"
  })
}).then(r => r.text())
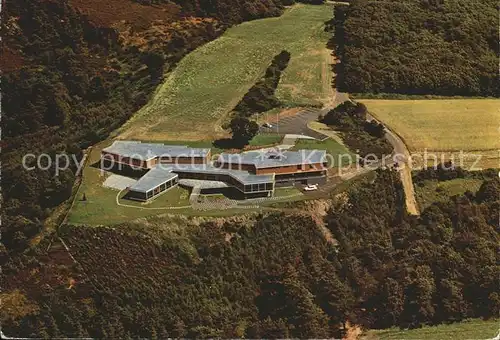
top-left (223, 50), bottom-right (291, 147)
top-left (1, 0), bottom-right (291, 253)
top-left (328, 169), bottom-right (499, 329)
top-left (334, 0), bottom-right (499, 96)
top-left (320, 101), bottom-right (393, 158)
top-left (413, 162), bottom-right (498, 184)
top-left (234, 50), bottom-right (291, 117)
top-left (2, 169), bottom-right (498, 338)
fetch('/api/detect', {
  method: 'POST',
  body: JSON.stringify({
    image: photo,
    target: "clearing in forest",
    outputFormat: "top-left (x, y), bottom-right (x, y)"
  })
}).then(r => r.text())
top-left (118, 4), bottom-right (334, 141)
top-left (362, 99), bottom-right (500, 169)
top-left (415, 178), bottom-right (485, 210)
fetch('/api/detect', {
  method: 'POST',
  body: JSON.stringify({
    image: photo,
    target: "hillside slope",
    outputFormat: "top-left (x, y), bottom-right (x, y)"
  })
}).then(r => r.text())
top-left (1, 0), bottom-right (286, 253)
top-left (118, 3), bottom-right (334, 141)
top-left (2, 170), bottom-right (498, 338)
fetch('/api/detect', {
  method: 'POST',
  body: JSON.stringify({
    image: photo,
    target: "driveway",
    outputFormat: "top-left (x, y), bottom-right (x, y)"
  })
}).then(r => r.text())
top-left (263, 102), bottom-right (420, 216)
top-left (262, 108), bottom-right (330, 140)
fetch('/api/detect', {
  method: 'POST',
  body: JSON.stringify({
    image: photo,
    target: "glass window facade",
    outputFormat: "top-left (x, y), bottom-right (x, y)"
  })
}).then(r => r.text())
top-left (175, 171), bottom-right (273, 194)
top-left (135, 177), bottom-right (178, 201)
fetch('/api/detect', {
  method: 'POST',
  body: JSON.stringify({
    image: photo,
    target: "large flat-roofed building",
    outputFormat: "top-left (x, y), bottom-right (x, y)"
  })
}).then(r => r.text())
top-left (127, 166), bottom-right (179, 201)
top-left (102, 141), bottom-right (327, 201)
top-left (102, 141), bottom-right (211, 169)
top-left (217, 149), bottom-right (327, 186)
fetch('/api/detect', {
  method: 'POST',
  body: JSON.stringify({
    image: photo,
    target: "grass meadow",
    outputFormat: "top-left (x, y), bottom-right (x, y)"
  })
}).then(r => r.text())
top-left (248, 133), bottom-right (283, 147)
top-left (363, 318), bottom-right (499, 340)
top-left (118, 4), bottom-right (334, 141)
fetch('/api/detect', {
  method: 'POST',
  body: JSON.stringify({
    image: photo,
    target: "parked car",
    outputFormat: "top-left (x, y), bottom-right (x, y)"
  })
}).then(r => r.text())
top-left (262, 122), bottom-right (273, 128)
top-left (304, 184), bottom-right (318, 191)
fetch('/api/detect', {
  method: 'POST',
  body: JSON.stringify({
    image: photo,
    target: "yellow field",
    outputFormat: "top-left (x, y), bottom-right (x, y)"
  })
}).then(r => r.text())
top-left (362, 99), bottom-right (500, 152)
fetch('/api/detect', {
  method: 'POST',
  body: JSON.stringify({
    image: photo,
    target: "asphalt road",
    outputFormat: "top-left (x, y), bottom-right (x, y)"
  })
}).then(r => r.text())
top-left (259, 87), bottom-right (419, 216)
top-left (262, 108), bottom-right (330, 140)
top-left (367, 113), bottom-right (420, 215)
top-left (273, 99), bottom-right (420, 217)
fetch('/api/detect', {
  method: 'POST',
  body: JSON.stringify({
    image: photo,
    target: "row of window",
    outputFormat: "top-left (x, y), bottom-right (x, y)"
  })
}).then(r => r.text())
top-left (244, 183), bottom-right (273, 193)
top-left (275, 170), bottom-right (326, 181)
top-left (175, 171), bottom-right (273, 193)
top-left (145, 178), bottom-right (178, 199)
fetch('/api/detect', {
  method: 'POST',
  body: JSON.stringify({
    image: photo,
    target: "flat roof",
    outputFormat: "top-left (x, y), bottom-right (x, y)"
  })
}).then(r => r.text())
top-left (130, 166), bottom-right (178, 193)
top-left (167, 163), bottom-right (275, 185)
top-left (218, 149), bottom-right (326, 169)
top-left (102, 141), bottom-right (210, 161)
top-left (178, 179), bottom-right (230, 189)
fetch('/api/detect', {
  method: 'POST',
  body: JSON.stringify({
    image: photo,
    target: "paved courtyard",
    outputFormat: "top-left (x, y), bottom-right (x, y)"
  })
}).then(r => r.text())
top-left (103, 174), bottom-right (137, 191)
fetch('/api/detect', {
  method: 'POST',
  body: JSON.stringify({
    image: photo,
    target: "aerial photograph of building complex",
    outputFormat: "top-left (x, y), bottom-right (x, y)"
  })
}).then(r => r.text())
top-left (101, 140), bottom-right (328, 202)
top-left (2, 0), bottom-right (499, 338)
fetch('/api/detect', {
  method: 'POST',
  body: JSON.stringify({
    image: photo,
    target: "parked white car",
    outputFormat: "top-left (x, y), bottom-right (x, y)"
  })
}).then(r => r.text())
top-left (304, 184), bottom-right (318, 191)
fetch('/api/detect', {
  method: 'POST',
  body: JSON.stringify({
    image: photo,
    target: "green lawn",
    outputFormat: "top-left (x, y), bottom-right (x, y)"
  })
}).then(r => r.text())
top-left (248, 133), bottom-right (283, 147)
top-left (273, 187), bottom-right (303, 198)
top-left (415, 178), bottom-right (484, 210)
top-left (118, 4), bottom-right (334, 141)
top-left (67, 141), bottom-right (194, 225)
top-left (197, 187), bottom-right (302, 202)
top-left (292, 138), bottom-right (356, 167)
top-left (364, 319), bottom-right (499, 340)
top-left (118, 186), bottom-right (191, 208)
top-left (67, 167), bottom-right (193, 226)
